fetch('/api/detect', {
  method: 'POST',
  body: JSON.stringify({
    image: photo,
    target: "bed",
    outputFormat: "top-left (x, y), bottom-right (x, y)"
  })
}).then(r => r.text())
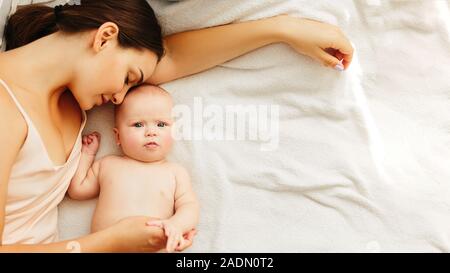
top-left (5, 0), bottom-right (450, 252)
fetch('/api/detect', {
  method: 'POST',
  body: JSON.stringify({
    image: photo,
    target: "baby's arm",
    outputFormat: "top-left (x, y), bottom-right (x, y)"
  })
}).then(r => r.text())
top-left (68, 132), bottom-right (101, 200)
top-left (170, 166), bottom-right (200, 233)
top-left (147, 166), bottom-right (200, 252)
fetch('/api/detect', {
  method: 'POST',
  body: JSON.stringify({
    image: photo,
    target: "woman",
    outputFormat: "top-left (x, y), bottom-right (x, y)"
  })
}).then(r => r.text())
top-left (0, 0), bottom-right (353, 252)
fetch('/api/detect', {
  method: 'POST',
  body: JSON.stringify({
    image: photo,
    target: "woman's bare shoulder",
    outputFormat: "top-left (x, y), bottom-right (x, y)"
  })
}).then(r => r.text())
top-left (0, 83), bottom-right (27, 173)
top-left (0, 83), bottom-right (27, 137)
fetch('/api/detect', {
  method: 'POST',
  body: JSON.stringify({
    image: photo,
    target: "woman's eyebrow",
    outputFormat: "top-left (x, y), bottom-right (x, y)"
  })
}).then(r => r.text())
top-left (138, 68), bottom-right (144, 84)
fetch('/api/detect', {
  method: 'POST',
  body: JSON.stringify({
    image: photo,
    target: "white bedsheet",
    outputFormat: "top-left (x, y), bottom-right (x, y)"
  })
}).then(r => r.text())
top-left (58, 0), bottom-right (450, 252)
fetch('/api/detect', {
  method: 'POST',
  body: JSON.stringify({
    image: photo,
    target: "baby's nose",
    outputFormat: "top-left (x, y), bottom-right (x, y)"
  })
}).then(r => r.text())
top-left (145, 127), bottom-right (157, 136)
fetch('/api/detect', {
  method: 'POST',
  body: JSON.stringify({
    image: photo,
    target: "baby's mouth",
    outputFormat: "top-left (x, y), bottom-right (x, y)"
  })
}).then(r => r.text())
top-left (144, 141), bottom-right (159, 148)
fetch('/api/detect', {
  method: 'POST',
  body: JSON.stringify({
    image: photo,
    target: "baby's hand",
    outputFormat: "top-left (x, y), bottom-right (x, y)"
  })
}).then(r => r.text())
top-left (81, 132), bottom-right (101, 156)
top-left (146, 220), bottom-right (187, 253)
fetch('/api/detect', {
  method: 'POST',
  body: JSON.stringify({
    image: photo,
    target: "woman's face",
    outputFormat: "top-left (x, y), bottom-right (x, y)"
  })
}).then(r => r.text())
top-left (68, 24), bottom-right (159, 110)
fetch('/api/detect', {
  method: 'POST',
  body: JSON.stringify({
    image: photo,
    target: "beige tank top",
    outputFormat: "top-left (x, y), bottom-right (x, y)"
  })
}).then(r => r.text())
top-left (0, 79), bottom-right (86, 244)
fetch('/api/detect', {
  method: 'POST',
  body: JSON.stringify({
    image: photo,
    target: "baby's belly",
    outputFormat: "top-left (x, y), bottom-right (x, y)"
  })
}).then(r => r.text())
top-left (91, 190), bottom-right (175, 232)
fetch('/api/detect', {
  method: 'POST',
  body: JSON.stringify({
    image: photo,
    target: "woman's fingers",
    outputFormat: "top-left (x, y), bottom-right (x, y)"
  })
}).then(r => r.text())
top-left (315, 48), bottom-right (344, 70)
top-left (146, 220), bottom-right (164, 228)
top-left (166, 236), bottom-right (172, 252)
top-left (341, 46), bottom-right (354, 69)
top-left (283, 16), bottom-right (354, 69)
top-left (333, 36), bottom-right (353, 55)
top-left (331, 38), bottom-right (354, 69)
top-left (335, 51), bottom-right (345, 62)
top-left (318, 27), bottom-right (353, 70)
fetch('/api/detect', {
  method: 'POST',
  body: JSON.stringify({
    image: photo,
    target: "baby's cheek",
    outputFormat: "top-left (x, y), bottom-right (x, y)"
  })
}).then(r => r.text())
top-left (161, 132), bottom-right (174, 150)
top-left (123, 131), bottom-right (144, 149)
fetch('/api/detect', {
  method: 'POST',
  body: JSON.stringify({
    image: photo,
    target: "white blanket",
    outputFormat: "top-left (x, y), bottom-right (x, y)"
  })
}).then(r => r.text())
top-left (58, 0), bottom-right (450, 252)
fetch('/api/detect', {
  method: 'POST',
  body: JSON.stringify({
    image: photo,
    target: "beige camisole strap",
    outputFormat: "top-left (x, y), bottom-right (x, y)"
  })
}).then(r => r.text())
top-left (0, 79), bottom-right (86, 244)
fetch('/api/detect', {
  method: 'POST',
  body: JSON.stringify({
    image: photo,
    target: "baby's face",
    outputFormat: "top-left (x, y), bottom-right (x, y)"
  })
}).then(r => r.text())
top-left (114, 86), bottom-right (173, 163)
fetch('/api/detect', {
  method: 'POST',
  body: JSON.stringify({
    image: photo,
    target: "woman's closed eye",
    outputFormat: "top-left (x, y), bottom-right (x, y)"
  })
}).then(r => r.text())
top-left (124, 72), bottom-right (136, 86)
top-left (125, 70), bottom-right (144, 86)
top-left (125, 73), bottom-right (134, 85)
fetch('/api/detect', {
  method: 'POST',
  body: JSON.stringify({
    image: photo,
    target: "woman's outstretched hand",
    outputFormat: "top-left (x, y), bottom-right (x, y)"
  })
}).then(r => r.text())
top-left (148, 13), bottom-right (354, 85)
top-left (106, 216), bottom-right (196, 252)
top-left (277, 15), bottom-right (354, 71)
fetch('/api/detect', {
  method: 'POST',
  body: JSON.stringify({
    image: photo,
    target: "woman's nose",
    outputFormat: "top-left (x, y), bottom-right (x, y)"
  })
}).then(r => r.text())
top-left (111, 90), bottom-right (127, 105)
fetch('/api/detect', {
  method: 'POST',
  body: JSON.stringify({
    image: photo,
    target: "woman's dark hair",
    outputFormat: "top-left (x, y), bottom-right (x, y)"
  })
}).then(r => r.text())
top-left (4, 0), bottom-right (164, 60)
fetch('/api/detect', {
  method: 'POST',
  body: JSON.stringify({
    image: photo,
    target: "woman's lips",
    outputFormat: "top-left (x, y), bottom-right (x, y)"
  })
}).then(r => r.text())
top-left (102, 95), bottom-right (108, 104)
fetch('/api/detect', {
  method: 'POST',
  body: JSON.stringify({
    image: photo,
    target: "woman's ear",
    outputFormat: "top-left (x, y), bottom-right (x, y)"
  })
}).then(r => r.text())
top-left (113, 128), bottom-right (121, 146)
top-left (92, 22), bottom-right (120, 53)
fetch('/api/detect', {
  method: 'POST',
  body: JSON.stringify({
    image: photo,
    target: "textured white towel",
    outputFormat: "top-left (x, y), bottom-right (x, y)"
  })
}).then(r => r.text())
top-left (40, 0), bottom-right (450, 252)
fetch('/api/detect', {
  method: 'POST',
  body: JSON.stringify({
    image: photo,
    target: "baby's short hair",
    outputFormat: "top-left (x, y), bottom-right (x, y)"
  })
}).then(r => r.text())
top-left (114, 84), bottom-right (171, 124)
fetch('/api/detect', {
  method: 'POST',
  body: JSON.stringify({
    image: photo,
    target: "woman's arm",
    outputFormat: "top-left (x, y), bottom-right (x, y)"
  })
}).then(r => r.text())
top-left (0, 87), bottom-right (27, 244)
top-left (148, 15), bottom-right (354, 85)
top-left (1, 228), bottom-right (114, 253)
top-left (0, 217), bottom-right (171, 253)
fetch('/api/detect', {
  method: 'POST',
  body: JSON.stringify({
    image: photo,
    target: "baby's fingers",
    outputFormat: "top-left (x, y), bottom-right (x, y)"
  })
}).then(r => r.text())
top-left (175, 238), bottom-right (188, 252)
top-left (176, 229), bottom-right (196, 251)
top-left (91, 136), bottom-right (100, 145)
top-left (166, 234), bottom-right (180, 253)
top-left (91, 132), bottom-right (101, 142)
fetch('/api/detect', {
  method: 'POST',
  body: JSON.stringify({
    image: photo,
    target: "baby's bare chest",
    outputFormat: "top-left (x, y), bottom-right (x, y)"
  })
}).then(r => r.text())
top-left (99, 164), bottom-right (177, 202)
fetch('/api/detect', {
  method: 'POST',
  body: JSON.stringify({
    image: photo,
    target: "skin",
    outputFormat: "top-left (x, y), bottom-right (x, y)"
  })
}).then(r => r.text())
top-left (113, 86), bottom-right (174, 163)
top-left (70, 86), bottom-right (199, 253)
top-left (0, 15), bottom-right (353, 252)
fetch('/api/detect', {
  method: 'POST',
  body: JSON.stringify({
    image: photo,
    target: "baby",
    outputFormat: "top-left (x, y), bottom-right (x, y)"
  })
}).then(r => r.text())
top-left (69, 85), bottom-right (199, 253)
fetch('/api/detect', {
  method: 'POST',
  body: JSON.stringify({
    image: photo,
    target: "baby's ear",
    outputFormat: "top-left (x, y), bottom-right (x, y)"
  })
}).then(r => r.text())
top-left (113, 128), bottom-right (121, 146)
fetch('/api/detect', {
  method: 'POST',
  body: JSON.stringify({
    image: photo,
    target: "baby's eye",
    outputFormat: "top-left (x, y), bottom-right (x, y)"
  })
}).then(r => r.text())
top-left (133, 122), bottom-right (144, 128)
top-left (157, 122), bottom-right (167, 128)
